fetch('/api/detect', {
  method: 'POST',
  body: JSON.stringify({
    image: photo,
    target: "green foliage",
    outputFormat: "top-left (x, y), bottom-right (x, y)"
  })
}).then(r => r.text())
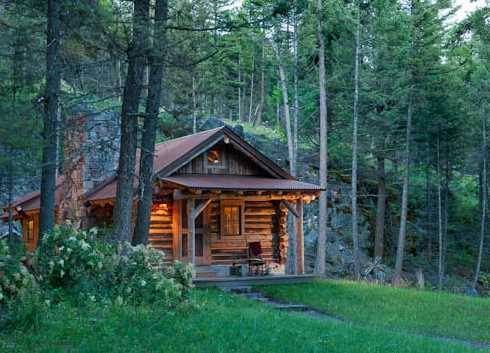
top-left (36, 225), bottom-right (105, 289)
top-left (35, 225), bottom-right (193, 306)
top-left (0, 240), bottom-right (45, 330)
top-left (0, 240), bottom-right (38, 305)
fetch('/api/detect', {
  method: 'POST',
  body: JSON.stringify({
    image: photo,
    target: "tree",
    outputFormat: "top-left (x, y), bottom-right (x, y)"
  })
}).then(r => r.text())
top-left (112, 0), bottom-right (150, 242)
top-left (315, 0), bottom-right (328, 275)
top-left (351, 3), bottom-right (361, 279)
top-left (39, 0), bottom-right (61, 237)
top-left (133, 0), bottom-right (169, 245)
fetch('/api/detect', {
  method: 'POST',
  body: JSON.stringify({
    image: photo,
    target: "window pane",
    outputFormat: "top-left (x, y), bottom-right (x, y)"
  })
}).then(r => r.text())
top-left (223, 206), bottom-right (240, 236)
top-left (195, 233), bottom-right (204, 257)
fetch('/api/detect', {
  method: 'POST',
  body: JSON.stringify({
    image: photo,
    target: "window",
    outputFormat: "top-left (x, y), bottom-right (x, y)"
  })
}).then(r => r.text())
top-left (207, 149), bottom-right (225, 169)
top-left (220, 200), bottom-right (244, 236)
top-left (26, 219), bottom-right (34, 241)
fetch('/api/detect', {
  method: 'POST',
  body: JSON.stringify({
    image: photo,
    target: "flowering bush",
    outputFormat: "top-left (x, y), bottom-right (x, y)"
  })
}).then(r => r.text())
top-left (107, 243), bottom-right (193, 305)
top-left (36, 225), bottom-right (105, 289)
top-left (36, 225), bottom-right (193, 306)
top-left (0, 240), bottom-right (38, 305)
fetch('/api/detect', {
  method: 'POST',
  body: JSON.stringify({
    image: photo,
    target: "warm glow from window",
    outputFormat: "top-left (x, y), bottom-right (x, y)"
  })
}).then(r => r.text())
top-left (222, 206), bottom-right (241, 236)
top-left (207, 149), bottom-right (221, 165)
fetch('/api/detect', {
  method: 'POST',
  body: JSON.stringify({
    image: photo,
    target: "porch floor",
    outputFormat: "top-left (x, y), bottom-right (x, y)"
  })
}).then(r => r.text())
top-left (193, 274), bottom-right (318, 288)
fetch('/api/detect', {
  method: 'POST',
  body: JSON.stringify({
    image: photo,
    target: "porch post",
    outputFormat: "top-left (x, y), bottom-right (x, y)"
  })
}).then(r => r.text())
top-left (187, 199), bottom-right (196, 268)
top-left (295, 198), bottom-right (304, 274)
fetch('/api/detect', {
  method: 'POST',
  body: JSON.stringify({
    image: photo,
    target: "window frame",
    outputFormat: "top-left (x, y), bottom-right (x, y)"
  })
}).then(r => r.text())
top-left (205, 148), bottom-right (226, 170)
top-left (220, 200), bottom-right (245, 237)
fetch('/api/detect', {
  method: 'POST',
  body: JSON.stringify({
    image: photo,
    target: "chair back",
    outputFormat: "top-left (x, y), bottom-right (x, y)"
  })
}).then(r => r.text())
top-left (248, 241), bottom-right (263, 257)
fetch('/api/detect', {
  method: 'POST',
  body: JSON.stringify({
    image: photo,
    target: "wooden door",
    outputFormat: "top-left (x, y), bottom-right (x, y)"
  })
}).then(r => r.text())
top-left (181, 201), bottom-right (210, 265)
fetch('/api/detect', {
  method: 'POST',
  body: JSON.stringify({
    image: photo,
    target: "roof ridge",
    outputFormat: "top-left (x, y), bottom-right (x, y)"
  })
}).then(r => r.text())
top-left (154, 126), bottom-right (224, 147)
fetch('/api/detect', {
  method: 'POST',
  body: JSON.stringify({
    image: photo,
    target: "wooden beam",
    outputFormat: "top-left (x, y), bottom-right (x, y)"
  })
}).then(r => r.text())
top-left (173, 193), bottom-right (305, 202)
top-left (295, 199), bottom-right (304, 275)
top-left (280, 200), bottom-right (299, 218)
top-left (187, 199), bottom-right (196, 272)
top-left (191, 199), bottom-right (212, 220)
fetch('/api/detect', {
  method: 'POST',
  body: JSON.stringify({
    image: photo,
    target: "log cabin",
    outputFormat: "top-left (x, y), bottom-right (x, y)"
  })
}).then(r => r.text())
top-left (2, 127), bottom-right (322, 277)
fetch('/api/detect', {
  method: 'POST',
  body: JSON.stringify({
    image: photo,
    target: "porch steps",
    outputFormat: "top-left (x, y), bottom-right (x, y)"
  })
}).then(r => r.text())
top-left (223, 286), bottom-right (309, 312)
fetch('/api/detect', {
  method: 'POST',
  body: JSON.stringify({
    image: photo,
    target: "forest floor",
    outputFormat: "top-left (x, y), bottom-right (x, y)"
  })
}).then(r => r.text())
top-left (2, 283), bottom-right (489, 353)
top-left (260, 279), bottom-right (490, 347)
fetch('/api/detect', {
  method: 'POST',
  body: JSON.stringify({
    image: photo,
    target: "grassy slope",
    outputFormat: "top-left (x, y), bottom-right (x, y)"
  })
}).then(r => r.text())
top-left (2, 289), bottom-right (487, 353)
top-left (260, 280), bottom-right (490, 345)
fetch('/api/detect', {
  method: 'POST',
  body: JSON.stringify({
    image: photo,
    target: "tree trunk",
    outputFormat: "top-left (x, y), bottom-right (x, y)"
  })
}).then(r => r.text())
top-left (255, 34), bottom-right (266, 126)
top-left (133, 0), bottom-right (168, 246)
top-left (192, 73), bottom-right (197, 133)
top-left (315, 0), bottom-right (328, 275)
top-left (393, 96), bottom-right (413, 286)
top-left (40, 0), bottom-right (61, 237)
top-left (271, 35), bottom-right (297, 273)
top-left (292, 7), bottom-right (299, 169)
top-left (425, 141), bottom-right (433, 261)
top-left (271, 40), bottom-right (295, 177)
top-left (437, 133), bottom-right (444, 289)
top-left (238, 52), bottom-right (242, 121)
top-left (7, 164), bottom-right (14, 242)
top-left (248, 54), bottom-right (255, 123)
top-left (374, 154), bottom-right (386, 259)
top-left (351, 7), bottom-right (361, 279)
top-left (473, 111), bottom-right (487, 289)
top-left (112, 0), bottom-right (150, 242)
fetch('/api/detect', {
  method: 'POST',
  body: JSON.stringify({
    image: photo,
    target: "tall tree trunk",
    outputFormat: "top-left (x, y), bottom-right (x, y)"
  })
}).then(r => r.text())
top-left (7, 164), bottom-right (14, 242)
top-left (271, 40), bottom-right (295, 177)
top-left (473, 111), bottom-right (487, 289)
top-left (40, 0), bottom-right (61, 237)
top-left (112, 0), bottom-right (150, 242)
top-left (272, 36), bottom-right (297, 273)
top-left (437, 133), bottom-right (444, 289)
top-left (255, 34), bottom-right (266, 126)
top-left (192, 73), bottom-right (197, 133)
top-left (351, 7), bottom-right (361, 279)
top-left (238, 52), bottom-right (242, 121)
top-left (425, 141), bottom-right (433, 261)
top-left (292, 7), bottom-right (299, 168)
top-left (315, 0), bottom-right (328, 275)
top-left (393, 96), bottom-right (413, 286)
top-left (374, 153), bottom-right (386, 259)
top-left (248, 54), bottom-right (255, 123)
top-left (133, 0), bottom-right (168, 246)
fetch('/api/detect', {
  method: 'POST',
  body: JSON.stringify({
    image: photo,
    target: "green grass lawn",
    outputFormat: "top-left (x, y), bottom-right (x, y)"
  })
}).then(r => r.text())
top-left (260, 279), bottom-right (490, 345)
top-left (1, 289), bottom-right (488, 353)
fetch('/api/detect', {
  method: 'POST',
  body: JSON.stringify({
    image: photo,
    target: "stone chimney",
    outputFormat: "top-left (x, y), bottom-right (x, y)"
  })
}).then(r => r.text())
top-left (59, 104), bottom-right (120, 226)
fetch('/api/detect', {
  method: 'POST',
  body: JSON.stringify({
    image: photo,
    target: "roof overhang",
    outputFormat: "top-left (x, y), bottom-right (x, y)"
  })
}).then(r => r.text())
top-left (160, 175), bottom-right (323, 192)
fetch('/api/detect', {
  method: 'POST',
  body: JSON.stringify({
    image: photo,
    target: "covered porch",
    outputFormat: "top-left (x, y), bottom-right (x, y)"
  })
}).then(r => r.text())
top-left (155, 175), bottom-right (321, 278)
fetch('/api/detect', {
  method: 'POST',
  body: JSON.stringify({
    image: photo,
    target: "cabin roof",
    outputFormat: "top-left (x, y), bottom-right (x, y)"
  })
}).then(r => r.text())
top-left (161, 175), bottom-right (323, 191)
top-left (5, 126), bottom-right (320, 215)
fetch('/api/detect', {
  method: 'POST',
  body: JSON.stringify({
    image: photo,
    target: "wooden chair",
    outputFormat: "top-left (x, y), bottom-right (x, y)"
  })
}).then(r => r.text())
top-left (247, 241), bottom-right (267, 276)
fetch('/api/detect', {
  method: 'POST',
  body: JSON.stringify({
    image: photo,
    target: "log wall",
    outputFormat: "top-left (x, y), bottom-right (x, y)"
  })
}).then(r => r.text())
top-left (148, 202), bottom-right (174, 260)
top-left (206, 200), bottom-right (286, 265)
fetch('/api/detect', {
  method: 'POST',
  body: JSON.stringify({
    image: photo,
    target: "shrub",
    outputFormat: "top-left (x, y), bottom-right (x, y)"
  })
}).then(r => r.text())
top-left (0, 240), bottom-right (44, 330)
top-left (0, 240), bottom-right (38, 305)
top-left (36, 225), bottom-right (193, 306)
top-left (36, 225), bottom-right (105, 290)
top-left (107, 243), bottom-right (193, 305)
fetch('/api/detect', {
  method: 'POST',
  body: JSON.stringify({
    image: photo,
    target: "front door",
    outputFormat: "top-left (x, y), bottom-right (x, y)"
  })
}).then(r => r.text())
top-left (194, 212), bottom-right (209, 265)
top-left (181, 201), bottom-right (210, 265)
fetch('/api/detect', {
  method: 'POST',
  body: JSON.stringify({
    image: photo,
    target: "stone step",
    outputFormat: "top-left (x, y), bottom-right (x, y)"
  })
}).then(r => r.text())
top-left (274, 304), bottom-right (309, 312)
top-left (228, 286), bottom-right (253, 294)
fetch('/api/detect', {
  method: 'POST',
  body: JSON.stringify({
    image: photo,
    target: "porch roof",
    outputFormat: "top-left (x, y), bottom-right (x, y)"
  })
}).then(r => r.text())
top-left (160, 175), bottom-right (323, 192)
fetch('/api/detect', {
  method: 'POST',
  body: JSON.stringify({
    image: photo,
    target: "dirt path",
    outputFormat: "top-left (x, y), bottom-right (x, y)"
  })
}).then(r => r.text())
top-left (224, 286), bottom-right (490, 351)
